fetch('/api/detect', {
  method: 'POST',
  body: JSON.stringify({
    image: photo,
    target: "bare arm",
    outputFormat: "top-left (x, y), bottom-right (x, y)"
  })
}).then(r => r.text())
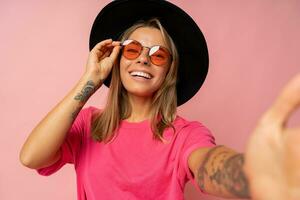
top-left (19, 75), bottom-right (99, 169)
top-left (189, 145), bottom-right (250, 199)
top-left (188, 74), bottom-right (300, 199)
top-left (19, 39), bottom-right (121, 170)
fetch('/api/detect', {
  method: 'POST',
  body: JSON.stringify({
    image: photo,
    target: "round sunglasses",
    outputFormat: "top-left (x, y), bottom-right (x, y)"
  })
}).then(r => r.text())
top-left (121, 39), bottom-right (172, 66)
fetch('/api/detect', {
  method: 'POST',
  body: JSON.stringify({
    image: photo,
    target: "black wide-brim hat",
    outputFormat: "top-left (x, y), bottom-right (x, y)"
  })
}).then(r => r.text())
top-left (89, 0), bottom-right (209, 106)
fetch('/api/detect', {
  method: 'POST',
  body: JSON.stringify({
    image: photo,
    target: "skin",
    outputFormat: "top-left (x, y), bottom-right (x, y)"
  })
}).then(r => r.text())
top-left (119, 27), bottom-right (171, 122)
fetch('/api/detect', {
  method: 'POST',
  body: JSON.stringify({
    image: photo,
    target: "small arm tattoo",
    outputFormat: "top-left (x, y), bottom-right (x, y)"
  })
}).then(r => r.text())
top-left (71, 80), bottom-right (96, 120)
top-left (74, 80), bottom-right (96, 102)
top-left (197, 146), bottom-right (250, 198)
top-left (71, 107), bottom-right (81, 121)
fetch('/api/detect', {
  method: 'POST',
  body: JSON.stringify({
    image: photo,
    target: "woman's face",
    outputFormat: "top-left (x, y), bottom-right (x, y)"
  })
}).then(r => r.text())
top-left (120, 27), bottom-right (171, 99)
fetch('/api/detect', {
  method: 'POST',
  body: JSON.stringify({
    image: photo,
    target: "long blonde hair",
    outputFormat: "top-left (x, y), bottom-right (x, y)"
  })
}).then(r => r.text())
top-left (91, 18), bottom-right (179, 143)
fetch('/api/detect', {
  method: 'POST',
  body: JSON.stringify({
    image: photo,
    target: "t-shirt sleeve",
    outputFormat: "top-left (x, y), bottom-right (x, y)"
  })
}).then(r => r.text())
top-left (36, 106), bottom-right (91, 176)
top-left (180, 121), bottom-right (216, 193)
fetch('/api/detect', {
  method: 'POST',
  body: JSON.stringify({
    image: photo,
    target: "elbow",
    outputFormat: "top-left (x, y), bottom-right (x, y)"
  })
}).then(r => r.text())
top-left (19, 148), bottom-right (61, 169)
top-left (19, 150), bottom-right (36, 169)
top-left (19, 152), bottom-right (32, 168)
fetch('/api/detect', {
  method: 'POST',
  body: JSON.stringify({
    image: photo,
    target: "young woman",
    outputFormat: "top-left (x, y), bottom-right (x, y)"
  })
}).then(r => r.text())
top-left (19, 0), bottom-right (300, 199)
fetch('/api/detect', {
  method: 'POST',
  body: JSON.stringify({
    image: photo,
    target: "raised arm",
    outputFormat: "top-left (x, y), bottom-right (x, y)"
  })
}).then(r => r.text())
top-left (19, 39), bottom-right (120, 169)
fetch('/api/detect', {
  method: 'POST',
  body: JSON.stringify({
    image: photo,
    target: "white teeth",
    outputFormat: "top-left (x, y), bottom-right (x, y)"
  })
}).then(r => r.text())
top-left (130, 71), bottom-right (152, 79)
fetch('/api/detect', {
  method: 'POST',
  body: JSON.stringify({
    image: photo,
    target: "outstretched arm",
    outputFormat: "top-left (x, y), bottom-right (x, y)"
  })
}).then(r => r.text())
top-left (189, 73), bottom-right (300, 199)
top-left (188, 146), bottom-right (250, 198)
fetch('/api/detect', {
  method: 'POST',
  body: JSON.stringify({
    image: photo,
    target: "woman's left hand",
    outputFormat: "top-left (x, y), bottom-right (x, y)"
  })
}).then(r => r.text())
top-left (244, 73), bottom-right (300, 200)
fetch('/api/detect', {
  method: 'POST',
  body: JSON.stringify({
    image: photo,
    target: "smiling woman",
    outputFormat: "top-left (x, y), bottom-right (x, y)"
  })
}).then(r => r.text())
top-left (90, 19), bottom-right (180, 143)
top-left (19, 0), bottom-right (300, 200)
top-left (119, 27), bottom-right (174, 120)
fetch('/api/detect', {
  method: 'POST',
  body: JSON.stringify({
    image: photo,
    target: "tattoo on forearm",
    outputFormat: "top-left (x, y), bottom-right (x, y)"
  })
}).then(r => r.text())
top-left (71, 80), bottom-right (96, 120)
top-left (197, 146), bottom-right (250, 198)
top-left (74, 80), bottom-right (95, 102)
top-left (71, 106), bottom-right (81, 121)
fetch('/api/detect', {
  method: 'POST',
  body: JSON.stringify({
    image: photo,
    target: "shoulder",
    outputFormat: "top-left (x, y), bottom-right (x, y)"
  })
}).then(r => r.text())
top-left (76, 106), bottom-right (103, 123)
top-left (174, 116), bottom-right (217, 179)
top-left (170, 115), bottom-right (216, 148)
top-left (84, 105), bottom-right (102, 113)
top-left (172, 115), bottom-right (216, 180)
top-left (83, 105), bottom-right (103, 115)
top-left (173, 115), bottom-right (212, 134)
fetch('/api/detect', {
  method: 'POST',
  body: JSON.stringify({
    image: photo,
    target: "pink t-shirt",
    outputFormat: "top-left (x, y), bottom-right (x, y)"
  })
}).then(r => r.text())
top-left (36, 106), bottom-right (216, 200)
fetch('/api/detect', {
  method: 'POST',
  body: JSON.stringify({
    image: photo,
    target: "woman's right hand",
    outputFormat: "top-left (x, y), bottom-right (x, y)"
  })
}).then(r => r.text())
top-left (84, 39), bottom-right (121, 88)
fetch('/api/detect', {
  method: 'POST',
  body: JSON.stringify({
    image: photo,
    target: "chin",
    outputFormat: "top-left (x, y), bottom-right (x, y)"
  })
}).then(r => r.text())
top-left (125, 87), bottom-right (155, 98)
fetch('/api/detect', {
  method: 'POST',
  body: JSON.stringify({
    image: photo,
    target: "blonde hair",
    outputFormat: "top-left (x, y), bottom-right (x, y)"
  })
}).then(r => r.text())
top-left (91, 18), bottom-right (179, 143)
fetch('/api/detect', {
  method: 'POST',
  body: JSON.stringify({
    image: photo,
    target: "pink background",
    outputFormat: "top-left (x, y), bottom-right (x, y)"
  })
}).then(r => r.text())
top-left (1, 0), bottom-right (299, 199)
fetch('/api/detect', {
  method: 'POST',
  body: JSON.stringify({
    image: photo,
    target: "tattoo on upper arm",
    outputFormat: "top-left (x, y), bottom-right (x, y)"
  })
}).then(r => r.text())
top-left (197, 146), bottom-right (250, 198)
top-left (197, 146), bottom-right (223, 191)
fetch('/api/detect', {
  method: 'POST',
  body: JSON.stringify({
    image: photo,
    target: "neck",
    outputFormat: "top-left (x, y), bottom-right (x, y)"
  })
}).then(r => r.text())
top-left (126, 94), bottom-right (153, 122)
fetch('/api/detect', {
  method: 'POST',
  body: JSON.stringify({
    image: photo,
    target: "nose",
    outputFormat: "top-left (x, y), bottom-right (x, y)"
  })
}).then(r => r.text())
top-left (137, 48), bottom-right (150, 65)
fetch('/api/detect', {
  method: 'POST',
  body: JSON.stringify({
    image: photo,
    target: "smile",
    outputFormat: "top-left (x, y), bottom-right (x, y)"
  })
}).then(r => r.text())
top-left (129, 71), bottom-right (153, 79)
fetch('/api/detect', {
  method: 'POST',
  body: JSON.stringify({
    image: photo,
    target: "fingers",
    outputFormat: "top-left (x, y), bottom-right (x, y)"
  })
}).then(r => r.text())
top-left (98, 50), bottom-right (110, 60)
top-left (283, 127), bottom-right (300, 191)
top-left (92, 39), bottom-right (121, 56)
top-left (284, 127), bottom-right (300, 136)
top-left (91, 38), bottom-right (113, 52)
top-left (109, 43), bottom-right (121, 61)
top-left (98, 41), bottom-right (121, 61)
top-left (267, 73), bottom-right (300, 127)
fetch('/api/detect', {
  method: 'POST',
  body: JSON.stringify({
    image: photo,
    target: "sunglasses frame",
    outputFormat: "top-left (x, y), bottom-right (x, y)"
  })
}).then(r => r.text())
top-left (121, 39), bottom-right (173, 66)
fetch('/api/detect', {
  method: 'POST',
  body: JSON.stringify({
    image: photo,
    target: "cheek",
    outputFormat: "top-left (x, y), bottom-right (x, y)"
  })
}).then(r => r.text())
top-left (157, 66), bottom-right (169, 82)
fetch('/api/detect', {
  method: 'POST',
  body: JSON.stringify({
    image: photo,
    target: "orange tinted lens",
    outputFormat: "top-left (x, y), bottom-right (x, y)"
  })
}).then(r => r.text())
top-left (149, 46), bottom-right (171, 66)
top-left (122, 41), bottom-right (142, 59)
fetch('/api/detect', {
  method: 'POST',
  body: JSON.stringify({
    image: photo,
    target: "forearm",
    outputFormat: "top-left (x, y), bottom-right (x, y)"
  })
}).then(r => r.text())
top-left (196, 145), bottom-right (250, 199)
